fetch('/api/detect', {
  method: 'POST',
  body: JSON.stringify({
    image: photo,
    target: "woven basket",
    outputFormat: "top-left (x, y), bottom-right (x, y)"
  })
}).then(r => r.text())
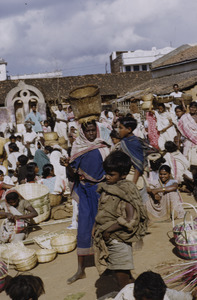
top-left (173, 95), bottom-right (192, 106)
top-left (12, 249), bottom-right (37, 271)
top-left (44, 132), bottom-right (58, 141)
top-left (50, 233), bottom-right (76, 253)
top-left (49, 194), bottom-right (62, 207)
top-left (0, 242), bottom-right (26, 264)
top-left (172, 203), bottom-right (197, 239)
top-left (69, 85), bottom-right (101, 122)
top-left (155, 95), bottom-right (174, 103)
top-left (141, 101), bottom-right (152, 110)
top-left (15, 184), bottom-right (50, 224)
top-left (175, 211), bottom-right (197, 259)
top-left (141, 94), bottom-right (153, 102)
top-left (36, 248), bottom-right (57, 263)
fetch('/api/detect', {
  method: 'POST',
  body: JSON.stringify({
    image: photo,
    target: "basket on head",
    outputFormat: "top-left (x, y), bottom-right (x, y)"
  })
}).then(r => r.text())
top-left (141, 101), bottom-right (152, 110)
top-left (141, 94), bottom-right (154, 102)
top-left (69, 85), bottom-right (101, 124)
top-left (36, 248), bottom-right (57, 263)
top-left (173, 94), bottom-right (193, 106)
top-left (155, 95), bottom-right (174, 103)
top-left (50, 232), bottom-right (76, 253)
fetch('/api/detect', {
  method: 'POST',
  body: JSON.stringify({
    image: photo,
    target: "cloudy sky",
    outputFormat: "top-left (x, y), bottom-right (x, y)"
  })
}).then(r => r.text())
top-left (0, 0), bottom-right (197, 77)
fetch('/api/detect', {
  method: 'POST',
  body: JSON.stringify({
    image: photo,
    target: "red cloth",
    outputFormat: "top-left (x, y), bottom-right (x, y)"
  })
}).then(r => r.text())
top-left (146, 112), bottom-right (160, 149)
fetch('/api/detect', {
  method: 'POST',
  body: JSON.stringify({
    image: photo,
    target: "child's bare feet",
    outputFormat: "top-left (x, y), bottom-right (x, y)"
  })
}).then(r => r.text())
top-left (67, 271), bottom-right (86, 284)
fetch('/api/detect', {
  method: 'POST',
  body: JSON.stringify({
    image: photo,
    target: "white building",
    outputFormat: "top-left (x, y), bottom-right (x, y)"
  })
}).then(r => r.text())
top-left (0, 58), bottom-right (7, 81)
top-left (110, 47), bottom-right (174, 73)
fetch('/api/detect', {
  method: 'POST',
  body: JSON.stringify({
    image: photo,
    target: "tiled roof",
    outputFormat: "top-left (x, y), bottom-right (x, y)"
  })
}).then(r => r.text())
top-left (117, 69), bottom-right (197, 100)
top-left (0, 72), bottom-right (151, 105)
top-left (152, 44), bottom-right (197, 69)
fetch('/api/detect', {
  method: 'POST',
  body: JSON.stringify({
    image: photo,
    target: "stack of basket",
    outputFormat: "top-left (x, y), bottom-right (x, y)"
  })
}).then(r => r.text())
top-left (16, 183), bottom-right (50, 224)
top-left (141, 94), bottom-right (154, 110)
top-left (69, 85), bottom-right (102, 123)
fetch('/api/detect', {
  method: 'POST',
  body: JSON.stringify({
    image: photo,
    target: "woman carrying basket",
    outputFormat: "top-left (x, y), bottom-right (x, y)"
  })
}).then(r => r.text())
top-left (61, 120), bottom-right (111, 284)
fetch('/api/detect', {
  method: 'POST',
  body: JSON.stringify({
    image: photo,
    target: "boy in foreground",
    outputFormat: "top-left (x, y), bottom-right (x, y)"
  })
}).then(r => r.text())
top-left (93, 151), bottom-right (147, 289)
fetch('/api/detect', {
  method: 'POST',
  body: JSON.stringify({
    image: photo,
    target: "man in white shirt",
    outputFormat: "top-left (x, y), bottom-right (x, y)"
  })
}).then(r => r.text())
top-left (54, 104), bottom-right (68, 141)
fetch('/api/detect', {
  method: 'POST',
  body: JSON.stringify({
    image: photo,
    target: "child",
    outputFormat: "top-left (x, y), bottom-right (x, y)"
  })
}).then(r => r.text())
top-left (118, 116), bottom-right (149, 203)
top-left (93, 151), bottom-right (147, 289)
top-left (16, 155), bottom-right (29, 184)
top-left (0, 170), bottom-right (14, 200)
top-left (26, 162), bottom-right (40, 183)
top-left (110, 129), bottom-right (121, 150)
top-left (0, 189), bottom-right (38, 243)
top-left (5, 274), bottom-right (45, 299)
top-left (42, 120), bottom-right (52, 133)
top-left (38, 163), bottom-right (66, 195)
top-left (145, 165), bottom-right (185, 222)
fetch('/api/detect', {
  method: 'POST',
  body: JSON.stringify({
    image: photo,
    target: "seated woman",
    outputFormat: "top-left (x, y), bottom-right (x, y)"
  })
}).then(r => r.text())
top-left (38, 163), bottom-right (66, 195)
top-left (163, 141), bottom-right (193, 189)
top-left (145, 165), bottom-right (184, 222)
top-left (0, 189), bottom-right (38, 243)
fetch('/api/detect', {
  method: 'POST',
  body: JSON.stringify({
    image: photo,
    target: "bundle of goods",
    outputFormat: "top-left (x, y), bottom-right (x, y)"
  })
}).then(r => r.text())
top-left (49, 194), bottom-right (62, 207)
top-left (44, 132), bottom-right (59, 147)
top-left (51, 196), bottom-right (73, 220)
top-left (36, 248), bottom-right (57, 263)
top-left (173, 93), bottom-right (193, 106)
top-left (173, 204), bottom-right (197, 259)
top-left (172, 203), bottom-right (197, 240)
top-left (50, 232), bottom-right (76, 253)
top-left (162, 260), bottom-right (197, 293)
top-left (16, 183), bottom-right (50, 224)
top-left (69, 84), bottom-right (102, 123)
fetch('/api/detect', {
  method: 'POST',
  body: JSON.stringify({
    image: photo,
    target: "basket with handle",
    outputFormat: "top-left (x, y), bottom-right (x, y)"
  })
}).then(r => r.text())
top-left (172, 202), bottom-right (197, 239)
top-left (175, 211), bottom-right (197, 259)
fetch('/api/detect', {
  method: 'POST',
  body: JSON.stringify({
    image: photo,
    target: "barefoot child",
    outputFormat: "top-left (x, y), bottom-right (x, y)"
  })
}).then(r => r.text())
top-left (93, 151), bottom-right (147, 289)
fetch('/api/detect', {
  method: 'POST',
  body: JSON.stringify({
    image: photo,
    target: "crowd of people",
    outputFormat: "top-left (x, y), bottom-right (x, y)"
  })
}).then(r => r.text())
top-left (0, 84), bottom-right (197, 299)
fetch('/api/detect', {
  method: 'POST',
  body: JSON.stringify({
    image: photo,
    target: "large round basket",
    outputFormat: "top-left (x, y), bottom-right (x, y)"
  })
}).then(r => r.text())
top-left (49, 194), bottom-right (62, 207)
top-left (69, 85), bottom-right (101, 123)
top-left (173, 94), bottom-right (193, 106)
top-left (36, 248), bottom-right (57, 263)
top-left (155, 95), bottom-right (174, 103)
top-left (15, 184), bottom-right (50, 224)
top-left (50, 233), bottom-right (76, 253)
top-left (12, 249), bottom-right (37, 271)
top-left (43, 132), bottom-right (58, 141)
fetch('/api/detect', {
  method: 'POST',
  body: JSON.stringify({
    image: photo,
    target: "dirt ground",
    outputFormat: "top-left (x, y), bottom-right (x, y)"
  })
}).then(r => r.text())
top-left (1, 193), bottom-right (196, 300)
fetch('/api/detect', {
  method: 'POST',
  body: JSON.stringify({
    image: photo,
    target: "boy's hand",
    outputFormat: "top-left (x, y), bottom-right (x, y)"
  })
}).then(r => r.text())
top-left (102, 230), bottom-right (110, 241)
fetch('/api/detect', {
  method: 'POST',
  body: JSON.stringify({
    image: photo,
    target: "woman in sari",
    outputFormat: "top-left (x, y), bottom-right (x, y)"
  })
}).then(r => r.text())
top-left (145, 165), bottom-right (184, 222)
top-left (0, 189), bottom-right (38, 243)
top-left (62, 120), bottom-right (111, 284)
